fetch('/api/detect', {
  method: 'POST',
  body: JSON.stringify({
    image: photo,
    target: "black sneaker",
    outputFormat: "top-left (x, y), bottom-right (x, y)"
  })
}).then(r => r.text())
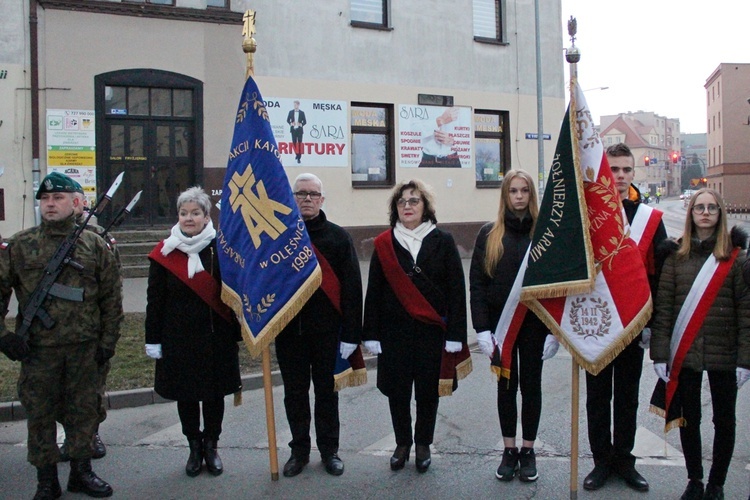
top-left (518, 447), bottom-right (538, 482)
top-left (703, 483), bottom-right (724, 500)
top-left (495, 447), bottom-right (519, 481)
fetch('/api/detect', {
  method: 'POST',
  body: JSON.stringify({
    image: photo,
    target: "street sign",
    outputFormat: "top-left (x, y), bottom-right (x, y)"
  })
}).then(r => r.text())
top-left (525, 133), bottom-right (551, 140)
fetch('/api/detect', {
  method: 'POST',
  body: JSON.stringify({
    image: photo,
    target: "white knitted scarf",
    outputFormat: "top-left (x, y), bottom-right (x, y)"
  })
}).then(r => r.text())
top-left (393, 221), bottom-right (436, 262)
top-left (161, 219), bottom-right (216, 278)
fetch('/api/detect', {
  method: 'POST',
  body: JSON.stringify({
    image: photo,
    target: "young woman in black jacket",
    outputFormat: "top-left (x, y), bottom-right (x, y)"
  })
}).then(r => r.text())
top-left (469, 169), bottom-right (558, 483)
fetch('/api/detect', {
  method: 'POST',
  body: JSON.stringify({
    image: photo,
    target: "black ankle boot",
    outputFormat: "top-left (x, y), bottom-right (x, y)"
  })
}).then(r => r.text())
top-left (203, 437), bottom-right (223, 476)
top-left (34, 464), bottom-right (61, 500)
top-left (186, 438), bottom-right (203, 477)
top-left (415, 444), bottom-right (431, 473)
top-left (67, 458), bottom-right (113, 497)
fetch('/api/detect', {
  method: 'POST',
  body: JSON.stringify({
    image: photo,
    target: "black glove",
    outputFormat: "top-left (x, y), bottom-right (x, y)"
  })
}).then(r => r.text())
top-left (95, 347), bottom-right (115, 366)
top-left (0, 333), bottom-right (30, 362)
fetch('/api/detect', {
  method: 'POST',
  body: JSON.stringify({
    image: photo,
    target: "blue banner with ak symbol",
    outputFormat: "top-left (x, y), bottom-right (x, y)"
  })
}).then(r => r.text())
top-left (219, 75), bottom-right (321, 357)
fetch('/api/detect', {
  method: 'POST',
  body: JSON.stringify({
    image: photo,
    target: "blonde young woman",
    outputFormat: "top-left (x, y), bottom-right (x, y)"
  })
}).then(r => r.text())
top-left (651, 189), bottom-right (749, 500)
top-left (469, 169), bottom-right (558, 483)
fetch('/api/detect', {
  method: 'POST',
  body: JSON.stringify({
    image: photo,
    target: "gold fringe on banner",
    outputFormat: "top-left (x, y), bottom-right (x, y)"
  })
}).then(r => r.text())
top-left (456, 356), bottom-right (473, 381)
top-left (438, 379), bottom-right (454, 397)
top-left (648, 405), bottom-right (685, 432)
top-left (233, 391), bottom-right (242, 407)
top-left (333, 368), bottom-right (368, 392)
top-left (222, 265), bottom-right (322, 359)
top-left (524, 295), bottom-right (652, 377)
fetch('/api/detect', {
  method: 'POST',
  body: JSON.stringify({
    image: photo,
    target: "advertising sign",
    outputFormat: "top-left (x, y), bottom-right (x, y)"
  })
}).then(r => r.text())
top-left (46, 109), bottom-right (96, 203)
top-left (398, 104), bottom-right (472, 168)
top-left (264, 98), bottom-right (348, 167)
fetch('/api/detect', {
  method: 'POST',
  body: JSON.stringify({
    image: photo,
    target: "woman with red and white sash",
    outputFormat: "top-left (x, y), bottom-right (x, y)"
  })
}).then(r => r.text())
top-left (650, 189), bottom-right (749, 500)
top-left (362, 179), bottom-right (469, 474)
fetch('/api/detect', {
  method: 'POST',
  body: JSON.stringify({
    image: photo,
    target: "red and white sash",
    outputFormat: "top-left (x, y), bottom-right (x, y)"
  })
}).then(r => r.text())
top-left (492, 245), bottom-right (531, 379)
top-left (628, 204), bottom-right (663, 270)
top-left (664, 248), bottom-right (739, 411)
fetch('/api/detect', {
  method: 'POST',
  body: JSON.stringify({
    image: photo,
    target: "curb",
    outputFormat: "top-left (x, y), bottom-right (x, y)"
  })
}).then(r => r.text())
top-left (0, 355), bottom-right (382, 423)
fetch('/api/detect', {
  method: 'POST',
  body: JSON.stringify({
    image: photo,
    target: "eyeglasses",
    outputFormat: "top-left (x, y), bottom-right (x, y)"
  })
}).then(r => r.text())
top-left (692, 203), bottom-right (719, 215)
top-left (293, 191), bottom-right (322, 200)
top-left (610, 166), bottom-right (634, 174)
top-left (397, 197), bottom-right (422, 208)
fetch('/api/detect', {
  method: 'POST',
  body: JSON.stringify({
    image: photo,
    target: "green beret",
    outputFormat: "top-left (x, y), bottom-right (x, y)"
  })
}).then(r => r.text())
top-left (36, 172), bottom-right (80, 199)
top-left (71, 179), bottom-right (85, 194)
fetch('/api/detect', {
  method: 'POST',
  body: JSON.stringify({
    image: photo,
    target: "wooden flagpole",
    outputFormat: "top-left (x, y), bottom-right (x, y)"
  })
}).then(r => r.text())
top-left (242, 10), bottom-right (279, 481)
top-left (570, 361), bottom-right (580, 499)
top-left (565, 16), bottom-right (581, 500)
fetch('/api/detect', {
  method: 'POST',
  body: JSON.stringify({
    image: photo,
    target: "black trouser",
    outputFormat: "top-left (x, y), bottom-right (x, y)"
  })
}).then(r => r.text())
top-left (678, 369), bottom-right (736, 486)
top-left (585, 340), bottom-right (643, 469)
top-left (275, 327), bottom-right (339, 459)
top-left (388, 395), bottom-right (439, 447)
top-left (291, 128), bottom-right (304, 160)
top-left (177, 398), bottom-right (225, 441)
top-left (498, 331), bottom-right (546, 442)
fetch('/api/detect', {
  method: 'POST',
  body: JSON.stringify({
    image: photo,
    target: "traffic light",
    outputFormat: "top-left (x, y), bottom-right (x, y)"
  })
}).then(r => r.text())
top-left (701, 177), bottom-right (707, 185)
top-left (644, 156), bottom-right (650, 166)
top-left (672, 152), bottom-right (679, 164)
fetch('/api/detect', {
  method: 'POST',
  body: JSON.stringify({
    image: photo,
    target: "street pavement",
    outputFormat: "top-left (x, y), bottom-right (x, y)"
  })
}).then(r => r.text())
top-left (2, 198), bottom-right (750, 498)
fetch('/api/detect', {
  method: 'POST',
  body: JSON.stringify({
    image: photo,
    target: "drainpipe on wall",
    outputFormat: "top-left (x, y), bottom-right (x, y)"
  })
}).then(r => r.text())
top-left (29, 0), bottom-right (41, 224)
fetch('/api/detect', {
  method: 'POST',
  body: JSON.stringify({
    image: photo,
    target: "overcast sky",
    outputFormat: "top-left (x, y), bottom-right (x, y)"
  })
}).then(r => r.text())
top-left (558, 0), bottom-right (750, 134)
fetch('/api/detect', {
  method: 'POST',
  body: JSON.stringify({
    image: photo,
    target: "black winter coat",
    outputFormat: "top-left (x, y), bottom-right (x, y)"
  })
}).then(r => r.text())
top-left (363, 228), bottom-right (466, 399)
top-left (277, 210), bottom-right (362, 343)
top-left (145, 240), bottom-right (242, 401)
top-left (469, 211), bottom-right (548, 338)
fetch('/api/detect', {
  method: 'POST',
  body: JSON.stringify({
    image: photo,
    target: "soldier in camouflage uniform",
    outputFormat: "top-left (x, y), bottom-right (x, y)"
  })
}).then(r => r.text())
top-left (57, 183), bottom-right (122, 462)
top-left (0, 172), bottom-right (123, 499)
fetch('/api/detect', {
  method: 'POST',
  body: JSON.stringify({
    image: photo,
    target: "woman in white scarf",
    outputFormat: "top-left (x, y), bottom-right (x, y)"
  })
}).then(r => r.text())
top-left (363, 179), bottom-right (468, 474)
top-left (144, 187), bottom-right (242, 479)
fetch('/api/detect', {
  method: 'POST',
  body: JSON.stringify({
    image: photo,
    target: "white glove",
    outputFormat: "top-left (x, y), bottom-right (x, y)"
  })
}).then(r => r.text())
top-left (339, 342), bottom-right (357, 360)
top-left (476, 330), bottom-right (495, 357)
top-left (145, 344), bottom-right (162, 359)
top-left (639, 327), bottom-right (651, 349)
top-left (445, 341), bottom-right (463, 353)
top-left (737, 367), bottom-right (750, 389)
top-left (541, 335), bottom-right (559, 360)
top-left (363, 340), bottom-right (382, 355)
top-left (654, 362), bottom-right (669, 383)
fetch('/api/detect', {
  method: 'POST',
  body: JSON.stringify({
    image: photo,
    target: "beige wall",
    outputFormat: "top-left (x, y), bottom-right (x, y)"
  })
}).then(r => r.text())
top-left (0, 0), bottom-right (565, 236)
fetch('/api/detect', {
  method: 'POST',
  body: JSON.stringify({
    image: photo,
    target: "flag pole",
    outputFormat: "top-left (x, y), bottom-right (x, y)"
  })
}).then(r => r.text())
top-left (565, 16), bottom-right (581, 500)
top-left (242, 10), bottom-right (280, 482)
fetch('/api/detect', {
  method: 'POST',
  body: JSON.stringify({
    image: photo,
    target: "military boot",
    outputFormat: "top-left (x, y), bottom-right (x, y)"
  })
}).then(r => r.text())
top-left (91, 432), bottom-right (106, 459)
top-left (67, 458), bottom-right (113, 498)
top-left (33, 464), bottom-right (61, 500)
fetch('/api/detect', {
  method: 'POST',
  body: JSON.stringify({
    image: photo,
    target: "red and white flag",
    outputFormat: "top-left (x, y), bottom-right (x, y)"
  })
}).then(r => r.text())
top-left (500, 81), bottom-right (652, 376)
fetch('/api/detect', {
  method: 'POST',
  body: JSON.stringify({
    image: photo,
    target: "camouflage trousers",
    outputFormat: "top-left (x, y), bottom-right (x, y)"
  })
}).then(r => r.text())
top-left (19, 341), bottom-right (98, 467)
top-left (56, 359), bottom-right (110, 427)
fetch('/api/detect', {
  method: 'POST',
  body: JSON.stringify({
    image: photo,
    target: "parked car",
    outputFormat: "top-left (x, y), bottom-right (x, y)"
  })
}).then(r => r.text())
top-left (680, 189), bottom-right (694, 200)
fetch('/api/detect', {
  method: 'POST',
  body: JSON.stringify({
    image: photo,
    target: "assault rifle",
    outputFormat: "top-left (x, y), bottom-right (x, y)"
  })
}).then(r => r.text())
top-left (16, 172), bottom-right (125, 342)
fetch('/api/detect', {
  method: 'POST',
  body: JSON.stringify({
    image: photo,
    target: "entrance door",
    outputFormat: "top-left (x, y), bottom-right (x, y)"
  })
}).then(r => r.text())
top-left (95, 71), bottom-right (203, 228)
top-left (103, 120), bottom-right (193, 226)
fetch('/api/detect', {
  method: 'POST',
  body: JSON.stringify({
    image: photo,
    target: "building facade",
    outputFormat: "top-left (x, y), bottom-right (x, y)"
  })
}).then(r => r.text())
top-left (0, 0), bottom-right (564, 253)
top-left (705, 63), bottom-right (750, 206)
top-left (599, 111), bottom-right (681, 197)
